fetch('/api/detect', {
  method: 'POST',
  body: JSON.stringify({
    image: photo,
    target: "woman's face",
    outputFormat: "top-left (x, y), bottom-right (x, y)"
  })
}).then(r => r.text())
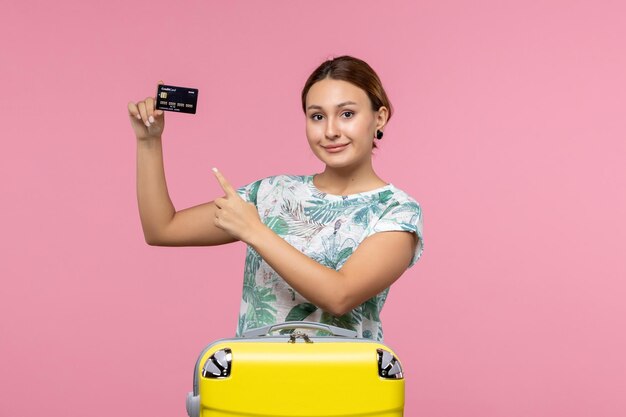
top-left (305, 78), bottom-right (387, 171)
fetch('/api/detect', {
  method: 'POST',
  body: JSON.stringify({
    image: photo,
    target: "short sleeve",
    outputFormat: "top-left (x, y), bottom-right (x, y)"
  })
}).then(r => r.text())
top-left (370, 201), bottom-right (424, 268)
top-left (236, 179), bottom-right (263, 205)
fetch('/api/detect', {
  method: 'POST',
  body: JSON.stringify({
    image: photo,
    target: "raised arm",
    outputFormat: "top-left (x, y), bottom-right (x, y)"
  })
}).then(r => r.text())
top-left (128, 91), bottom-right (236, 247)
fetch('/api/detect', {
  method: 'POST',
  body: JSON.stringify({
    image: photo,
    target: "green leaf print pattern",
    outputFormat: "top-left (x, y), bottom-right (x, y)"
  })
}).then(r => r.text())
top-left (285, 302), bottom-right (318, 322)
top-left (281, 302), bottom-right (318, 334)
top-left (310, 233), bottom-right (356, 270)
top-left (304, 199), bottom-right (366, 224)
top-left (244, 286), bottom-right (277, 329)
top-left (377, 190), bottom-right (394, 204)
top-left (237, 315), bottom-right (246, 336)
top-left (353, 190), bottom-right (396, 227)
top-left (242, 248), bottom-right (261, 303)
top-left (392, 202), bottom-right (421, 223)
top-left (247, 180), bottom-right (262, 205)
top-left (320, 310), bottom-right (361, 332)
top-left (235, 175), bottom-right (422, 341)
top-left (360, 296), bottom-right (382, 321)
top-left (279, 199), bottom-right (326, 240)
top-left (265, 216), bottom-right (289, 235)
top-left (239, 247), bottom-right (278, 333)
top-left (390, 202), bottom-right (421, 234)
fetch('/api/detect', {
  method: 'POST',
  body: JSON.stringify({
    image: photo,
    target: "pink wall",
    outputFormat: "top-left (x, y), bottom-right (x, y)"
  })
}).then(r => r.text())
top-left (1, 1), bottom-right (625, 416)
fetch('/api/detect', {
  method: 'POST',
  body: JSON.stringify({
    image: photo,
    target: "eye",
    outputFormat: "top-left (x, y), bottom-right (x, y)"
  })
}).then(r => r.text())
top-left (310, 114), bottom-right (324, 121)
top-left (341, 111), bottom-right (355, 118)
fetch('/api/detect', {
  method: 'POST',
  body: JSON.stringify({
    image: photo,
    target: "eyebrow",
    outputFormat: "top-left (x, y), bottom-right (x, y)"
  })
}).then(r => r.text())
top-left (306, 101), bottom-right (358, 111)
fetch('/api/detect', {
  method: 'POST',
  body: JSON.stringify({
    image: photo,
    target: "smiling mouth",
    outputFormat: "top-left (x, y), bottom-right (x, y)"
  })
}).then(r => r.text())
top-left (323, 143), bottom-right (349, 153)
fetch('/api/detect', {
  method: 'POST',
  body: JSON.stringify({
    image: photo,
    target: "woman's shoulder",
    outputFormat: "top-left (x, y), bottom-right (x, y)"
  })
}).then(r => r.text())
top-left (385, 184), bottom-right (421, 207)
top-left (379, 185), bottom-right (423, 226)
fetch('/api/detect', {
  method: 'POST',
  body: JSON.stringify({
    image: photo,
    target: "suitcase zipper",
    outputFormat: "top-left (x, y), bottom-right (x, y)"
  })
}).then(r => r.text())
top-left (288, 331), bottom-right (313, 343)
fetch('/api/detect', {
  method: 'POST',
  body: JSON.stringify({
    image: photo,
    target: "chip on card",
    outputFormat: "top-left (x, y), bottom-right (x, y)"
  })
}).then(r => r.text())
top-left (156, 84), bottom-right (198, 114)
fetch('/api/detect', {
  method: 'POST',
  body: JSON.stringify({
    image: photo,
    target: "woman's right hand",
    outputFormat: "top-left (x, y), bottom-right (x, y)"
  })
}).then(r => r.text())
top-left (128, 85), bottom-right (165, 140)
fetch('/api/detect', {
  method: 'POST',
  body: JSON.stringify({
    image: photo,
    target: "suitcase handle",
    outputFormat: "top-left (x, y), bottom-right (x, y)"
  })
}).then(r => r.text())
top-left (242, 321), bottom-right (358, 338)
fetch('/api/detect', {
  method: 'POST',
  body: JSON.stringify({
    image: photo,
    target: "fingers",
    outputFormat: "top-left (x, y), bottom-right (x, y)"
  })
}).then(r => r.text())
top-left (128, 82), bottom-right (165, 126)
top-left (131, 97), bottom-right (161, 127)
top-left (137, 101), bottom-right (149, 127)
top-left (212, 168), bottom-right (237, 198)
top-left (214, 197), bottom-right (225, 209)
top-left (145, 96), bottom-right (155, 124)
top-left (127, 102), bottom-right (142, 120)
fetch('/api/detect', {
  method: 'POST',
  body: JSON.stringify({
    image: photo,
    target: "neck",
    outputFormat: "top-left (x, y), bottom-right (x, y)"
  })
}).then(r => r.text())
top-left (314, 164), bottom-right (386, 196)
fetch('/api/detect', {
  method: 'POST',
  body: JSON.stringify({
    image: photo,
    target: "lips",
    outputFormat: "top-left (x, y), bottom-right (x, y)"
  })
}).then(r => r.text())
top-left (322, 143), bottom-right (349, 153)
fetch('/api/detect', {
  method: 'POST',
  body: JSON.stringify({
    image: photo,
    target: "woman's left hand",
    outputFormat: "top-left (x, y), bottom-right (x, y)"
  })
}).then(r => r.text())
top-left (212, 168), bottom-right (263, 243)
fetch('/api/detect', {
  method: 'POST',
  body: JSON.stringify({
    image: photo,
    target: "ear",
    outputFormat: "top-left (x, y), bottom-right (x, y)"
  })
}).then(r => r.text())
top-left (375, 106), bottom-right (389, 131)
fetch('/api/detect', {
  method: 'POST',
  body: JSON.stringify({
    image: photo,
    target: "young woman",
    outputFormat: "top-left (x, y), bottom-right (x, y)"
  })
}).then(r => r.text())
top-left (128, 56), bottom-right (423, 341)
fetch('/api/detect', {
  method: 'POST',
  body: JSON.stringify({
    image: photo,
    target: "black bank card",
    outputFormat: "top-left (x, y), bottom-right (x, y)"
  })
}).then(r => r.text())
top-left (156, 84), bottom-right (198, 114)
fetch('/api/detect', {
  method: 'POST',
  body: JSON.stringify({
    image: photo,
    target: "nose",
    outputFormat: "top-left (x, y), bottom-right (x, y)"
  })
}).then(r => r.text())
top-left (325, 117), bottom-right (340, 140)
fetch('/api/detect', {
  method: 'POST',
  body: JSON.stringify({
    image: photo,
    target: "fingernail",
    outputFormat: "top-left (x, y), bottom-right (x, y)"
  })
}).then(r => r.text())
top-left (149, 116), bottom-right (155, 123)
top-left (136, 114), bottom-right (141, 119)
top-left (212, 167), bottom-right (218, 173)
top-left (145, 121), bottom-right (150, 127)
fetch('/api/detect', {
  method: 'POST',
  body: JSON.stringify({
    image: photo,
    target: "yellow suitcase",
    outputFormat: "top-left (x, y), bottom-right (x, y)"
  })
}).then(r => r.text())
top-left (186, 322), bottom-right (405, 417)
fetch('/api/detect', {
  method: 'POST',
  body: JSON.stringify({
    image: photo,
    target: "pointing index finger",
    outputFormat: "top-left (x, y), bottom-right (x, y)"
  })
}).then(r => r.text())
top-left (212, 168), bottom-right (237, 198)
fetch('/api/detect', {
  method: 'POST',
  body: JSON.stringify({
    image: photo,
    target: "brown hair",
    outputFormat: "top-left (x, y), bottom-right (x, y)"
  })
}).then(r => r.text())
top-left (301, 55), bottom-right (393, 122)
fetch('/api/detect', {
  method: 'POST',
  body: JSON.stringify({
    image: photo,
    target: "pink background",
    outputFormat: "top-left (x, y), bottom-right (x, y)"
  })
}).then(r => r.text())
top-left (1, 1), bottom-right (625, 416)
